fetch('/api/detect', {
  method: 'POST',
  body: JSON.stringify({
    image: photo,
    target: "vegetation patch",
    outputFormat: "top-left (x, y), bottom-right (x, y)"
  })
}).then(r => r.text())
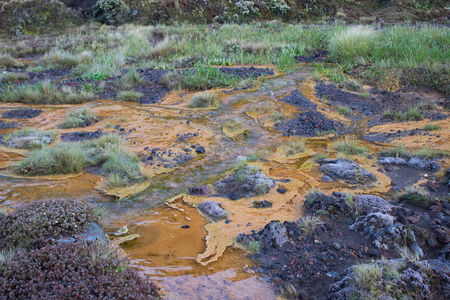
top-left (188, 92), bottom-right (220, 108)
top-left (280, 137), bottom-right (308, 156)
top-left (0, 242), bottom-right (160, 299)
top-left (3, 128), bottom-right (57, 149)
top-left (18, 134), bottom-right (146, 187)
top-left (0, 199), bottom-right (99, 251)
top-left (395, 186), bottom-right (435, 208)
top-left (0, 72), bottom-right (30, 83)
top-left (332, 137), bottom-right (368, 155)
top-left (0, 54), bottom-right (23, 69)
top-left (59, 107), bottom-right (100, 129)
top-left (383, 107), bottom-right (422, 122)
top-left (297, 215), bottom-right (323, 236)
top-left (0, 81), bottom-right (97, 104)
top-left (422, 124), bottom-right (440, 131)
top-left (117, 90), bottom-right (144, 102)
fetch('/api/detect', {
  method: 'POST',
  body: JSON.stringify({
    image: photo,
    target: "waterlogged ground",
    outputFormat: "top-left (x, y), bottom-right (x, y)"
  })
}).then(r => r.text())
top-left (1, 66), bottom-right (449, 299)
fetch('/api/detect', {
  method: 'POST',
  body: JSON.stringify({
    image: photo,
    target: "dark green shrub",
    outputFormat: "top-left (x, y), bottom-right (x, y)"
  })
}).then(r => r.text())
top-left (0, 199), bottom-right (99, 251)
top-left (92, 0), bottom-right (130, 26)
top-left (0, 243), bottom-right (160, 299)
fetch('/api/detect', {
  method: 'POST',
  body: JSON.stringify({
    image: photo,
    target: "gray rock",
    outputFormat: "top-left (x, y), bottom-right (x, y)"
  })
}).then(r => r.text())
top-left (319, 159), bottom-right (377, 184)
top-left (322, 175), bottom-right (333, 182)
top-left (332, 242), bottom-right (342, 250)
top-left (407, 157), bottom-right (441, 173)
top-left (258, 220), bottom-right (289, 248)
top-left (55, 222), bottom-right (107, 244)
top-left (354, 195), bottom-right (395, 214)
top-left (350, 212), bottom-right (404, 250)
top-left (378, 157), bottom-right (407, 165)
top-left (197, 201), bottom-right (229, 222)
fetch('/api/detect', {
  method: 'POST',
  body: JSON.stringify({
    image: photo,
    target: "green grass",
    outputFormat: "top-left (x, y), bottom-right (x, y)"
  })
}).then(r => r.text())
top-left (338, 106), bottom-right (352, 116)
top-left (422, 124), bottom-right (440, 131)
top-left (19, 142), bottom-right (86, 175)
top-left (0, 72), bottom-right (30, 83)
top-left (380, 144), bottom-right (448, 160)
top-left (188, 92), bottom-right (220, 108)
top-left (3, 128), bottom-right (57, 150)
top-left (0, 54), bottom-right (23, 69)
top-left (383, 107), bottom-right (422, 121)
top-left (115, 69), bottom-right (143, 89)
top-left (0, 81), bottom-right (97, 104)
top-left (58, 107), bottom-right (100, 129)
top-left (244, 241), bottom-right (260, 255)
top-left (333, 137), bottom-right (368, 155)
top-left (18, 134), bottom-right (146, 187)
top-left (117, 90), bottom-right (144, 102)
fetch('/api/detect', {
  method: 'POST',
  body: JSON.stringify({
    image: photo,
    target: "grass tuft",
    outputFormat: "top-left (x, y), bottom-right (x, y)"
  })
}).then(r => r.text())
top-left (395, 186), bottom-right (434, 208)
top-left (59, 107), bottom-right (100, 129)
top-left (338, 106), bottom-right (352, 116)
top-left (117, 90), bottom-right (144, 102)
top-left (333, 137), bottom-right (368, 155)
top-left (188, 92), bottom-right (220, 108)
top-left (281, 137), bottom-right (307, 156)
top-left (297, 215), bottom-right (323, 235)
top-left (422, 124), bottom-right (440, 131)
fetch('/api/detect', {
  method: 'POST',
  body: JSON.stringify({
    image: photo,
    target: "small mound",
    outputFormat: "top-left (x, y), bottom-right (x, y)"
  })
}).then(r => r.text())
top-left (277, 89), bottom-right (318, 111)
top-left (61, 129), bottom-right (104, 142)
top-left (318, 159), bottom-right (377, 184)
top-left (275, 110), bottom-right (339, 137)
top-left (214, 166), bottom-right (277, 200)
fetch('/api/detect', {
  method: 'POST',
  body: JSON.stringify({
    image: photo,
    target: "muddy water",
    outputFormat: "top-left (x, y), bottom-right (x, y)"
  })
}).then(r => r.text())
top-left (1, 67), bottom-right (449, 298)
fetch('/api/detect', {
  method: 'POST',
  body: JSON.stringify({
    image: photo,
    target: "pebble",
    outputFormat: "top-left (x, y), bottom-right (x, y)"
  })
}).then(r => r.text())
top-left (332, 242), bottom-right (342, 250)
top-left (181, 225), bottom-right (190, 229)
top-left (196, 146), bottom-right (206, 154)
top-left (322, 175), bottom-right (333, 182)
top-left (276, 188), bottom-right (287, 194)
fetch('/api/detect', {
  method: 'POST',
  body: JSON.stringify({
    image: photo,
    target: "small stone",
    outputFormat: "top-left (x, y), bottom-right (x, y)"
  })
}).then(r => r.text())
top-left (196, 146), bottom-right (206, 154)
top-left (322, 175), bottom-right (333, 182)
top-left (225, 219), bottom-right (231, 224)
top-left (277, 188), bottom-right (287, 194)
top-left (423, 173), bottom-right (428, 178)
top-left (326, 271), bottom-right (340, 278)
top-left (114, 226), bottom-right (128, 236)
top-left (332, 242), bottom-right (342, 250)
top-left (181, 225), bottom-right (190, 229)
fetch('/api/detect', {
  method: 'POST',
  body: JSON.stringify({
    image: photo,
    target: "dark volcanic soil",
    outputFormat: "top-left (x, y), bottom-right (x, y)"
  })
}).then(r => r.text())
top-left (60, 129), bottom-right (104, 142)
top-left (239, 192), bottom-right (450, 299)
top-left (275, 89), bottom-right (340, 136)
top-left (0, 120), bottom-right (20, 129)
top-left (2, 108), bottom-right (43, 119)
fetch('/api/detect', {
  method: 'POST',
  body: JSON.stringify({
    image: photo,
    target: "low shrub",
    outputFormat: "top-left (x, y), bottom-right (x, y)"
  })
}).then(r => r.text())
top-left (338, 106), bottom-right (352, 116)
top-left (92, 0), bottom-right (131, 26)
top-left (0, 243), bottom-right (160, 299)
top-left (0, 199), bottom-right (99, 251)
